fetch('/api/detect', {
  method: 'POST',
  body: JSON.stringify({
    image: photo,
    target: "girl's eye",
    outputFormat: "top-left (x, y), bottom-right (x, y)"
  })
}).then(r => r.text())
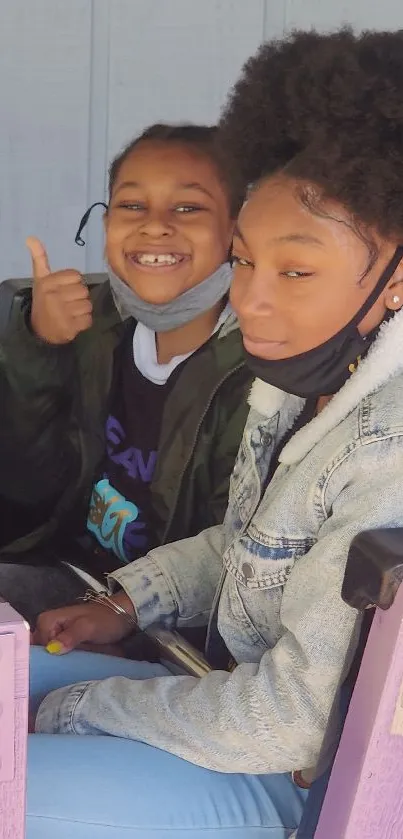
top-left (117, 202), bottom-right (145, 211)
top-left (115, 203), bottom-right (203, 214)
top-left (175, 205), bottom-right (202, 213)
top-left (231, 254), bottom-right (253, 268)
top-left (281, 270), bottom-right (314, 278)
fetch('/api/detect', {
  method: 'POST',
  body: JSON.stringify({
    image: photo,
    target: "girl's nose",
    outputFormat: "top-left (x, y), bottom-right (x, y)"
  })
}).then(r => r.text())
top-left (138, 213), bottom-right (174, 238)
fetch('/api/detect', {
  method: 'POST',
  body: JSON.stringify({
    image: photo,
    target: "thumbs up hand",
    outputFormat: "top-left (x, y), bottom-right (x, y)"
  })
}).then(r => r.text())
top-left (27, 237), bottom-right (93, 344)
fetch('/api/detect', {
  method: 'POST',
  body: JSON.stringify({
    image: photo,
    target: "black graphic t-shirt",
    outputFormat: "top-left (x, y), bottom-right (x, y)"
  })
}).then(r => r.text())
top-left (86, 323), bottom-right (180, 566)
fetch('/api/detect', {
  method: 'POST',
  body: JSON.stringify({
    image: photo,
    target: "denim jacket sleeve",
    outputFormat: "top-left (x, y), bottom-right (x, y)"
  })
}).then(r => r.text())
top-left (35, 438), bottom-right (402, 774)
top-left (107, 524), bottom-right (225, 630)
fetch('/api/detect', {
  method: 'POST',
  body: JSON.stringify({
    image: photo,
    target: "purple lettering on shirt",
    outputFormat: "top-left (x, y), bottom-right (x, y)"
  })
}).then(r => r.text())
top-left (106, 415), bottom-right (125, 454)
top-left (136, 449), bottom-right (158, 483)
top-left (108, 447), bottom-right (157, 483)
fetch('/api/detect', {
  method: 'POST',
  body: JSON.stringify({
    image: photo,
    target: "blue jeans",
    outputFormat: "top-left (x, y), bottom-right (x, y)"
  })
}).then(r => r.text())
top-left (27, 647), bottom-right (307, 838)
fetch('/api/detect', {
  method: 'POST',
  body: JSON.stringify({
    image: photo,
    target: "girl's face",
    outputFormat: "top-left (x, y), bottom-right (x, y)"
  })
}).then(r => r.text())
top-left (105, 140), bottom-right (233, 304)
top-left (231, 175), bottom-right (403, 360)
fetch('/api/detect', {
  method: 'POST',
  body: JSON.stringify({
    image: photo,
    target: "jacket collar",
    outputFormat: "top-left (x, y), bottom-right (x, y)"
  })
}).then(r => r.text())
top-left (248, 308), bottom-right (403, 465)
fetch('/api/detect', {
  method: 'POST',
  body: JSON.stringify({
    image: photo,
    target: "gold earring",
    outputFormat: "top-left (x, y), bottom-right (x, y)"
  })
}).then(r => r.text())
top-left (348, 355), bottom-right (361, 374)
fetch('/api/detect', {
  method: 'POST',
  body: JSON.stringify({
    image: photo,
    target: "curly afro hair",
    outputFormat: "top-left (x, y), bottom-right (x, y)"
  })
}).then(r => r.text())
top-left (219, 28), bottom-right (403, 241)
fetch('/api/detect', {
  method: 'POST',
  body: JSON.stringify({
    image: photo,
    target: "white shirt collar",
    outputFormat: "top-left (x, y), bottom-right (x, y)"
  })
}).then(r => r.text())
top-left (133, 302), bottom-right (232, 386)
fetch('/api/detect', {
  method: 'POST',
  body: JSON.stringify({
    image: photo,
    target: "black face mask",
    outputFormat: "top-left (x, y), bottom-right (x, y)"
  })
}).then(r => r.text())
top-left (244, 246), bottom-right (403, 399)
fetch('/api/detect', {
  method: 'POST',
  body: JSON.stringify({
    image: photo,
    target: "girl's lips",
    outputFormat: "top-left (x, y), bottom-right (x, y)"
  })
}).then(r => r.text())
top-left (125, 252), bottom-right (191, 272)
top-left (242, 334), bottom-right (287, 358)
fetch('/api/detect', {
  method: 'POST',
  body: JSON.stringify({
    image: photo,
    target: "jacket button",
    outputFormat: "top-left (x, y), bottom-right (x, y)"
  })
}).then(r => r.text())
top-left (242, 562), bottom-right (254, 579)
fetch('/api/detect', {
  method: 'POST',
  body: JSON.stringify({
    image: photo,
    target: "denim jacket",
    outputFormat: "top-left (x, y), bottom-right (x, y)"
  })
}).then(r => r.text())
top-left (36, 309), bottom-right (403, 776)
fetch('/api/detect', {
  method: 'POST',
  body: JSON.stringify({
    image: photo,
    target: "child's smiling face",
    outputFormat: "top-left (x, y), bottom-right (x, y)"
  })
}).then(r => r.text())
top-left (105, 140), bottom-right (234, 304)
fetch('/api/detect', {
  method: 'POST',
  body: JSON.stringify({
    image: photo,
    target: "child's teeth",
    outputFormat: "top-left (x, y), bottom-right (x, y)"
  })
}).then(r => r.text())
top-left (138, 253), bottom-right (178, 265)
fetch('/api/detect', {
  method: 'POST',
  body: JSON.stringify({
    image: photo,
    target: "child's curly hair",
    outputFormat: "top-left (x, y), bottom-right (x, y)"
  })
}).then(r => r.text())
top-left (109, 123), bottom-right (244, 218)
top-left (219, 28), bottom-right (403, 242)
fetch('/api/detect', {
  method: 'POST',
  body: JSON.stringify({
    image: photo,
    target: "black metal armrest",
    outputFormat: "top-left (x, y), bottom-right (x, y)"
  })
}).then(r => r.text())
top-left (342, 528), bottom-right (403, 610)
top-left (145, 625), bottom-right (212, 677)
top-left (0, 278), bottom-right (32, 336)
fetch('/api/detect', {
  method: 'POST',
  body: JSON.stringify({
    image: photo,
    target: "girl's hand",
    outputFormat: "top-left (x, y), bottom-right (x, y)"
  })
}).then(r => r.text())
top-left (32, 593), bottom-right (136, 654)
top-left (27, 236), bottom-right (93, 344)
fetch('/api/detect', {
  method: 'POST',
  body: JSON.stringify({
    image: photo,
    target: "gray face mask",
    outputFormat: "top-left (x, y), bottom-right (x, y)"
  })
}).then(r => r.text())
top-left (108, 262), bottom-right (232, 332)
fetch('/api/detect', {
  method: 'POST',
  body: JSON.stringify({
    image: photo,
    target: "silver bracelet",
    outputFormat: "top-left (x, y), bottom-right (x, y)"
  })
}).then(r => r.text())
top-left (82, 589), bottom-right (137, 629)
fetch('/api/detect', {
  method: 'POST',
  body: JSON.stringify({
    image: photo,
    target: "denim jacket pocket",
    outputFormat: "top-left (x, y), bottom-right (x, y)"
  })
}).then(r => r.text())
top-left (221, 532), bottom-right (316, 654)
top-left (224, 529), bottom-right (315, 589)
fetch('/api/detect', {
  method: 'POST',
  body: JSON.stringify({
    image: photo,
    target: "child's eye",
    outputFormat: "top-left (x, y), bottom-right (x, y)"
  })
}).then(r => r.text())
top-left (117, 202), bottom-right (145, 211)
top-left (281, 270), bottom-right (314, 278)
top-left (175, 205), bottom-right (202, 214)
top-left (231, 254), bottom-right (253, 268)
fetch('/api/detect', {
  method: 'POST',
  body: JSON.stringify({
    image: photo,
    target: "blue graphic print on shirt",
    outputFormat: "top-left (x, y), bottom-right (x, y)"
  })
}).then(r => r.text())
top-left (87, 477), bottom-right (144, 563)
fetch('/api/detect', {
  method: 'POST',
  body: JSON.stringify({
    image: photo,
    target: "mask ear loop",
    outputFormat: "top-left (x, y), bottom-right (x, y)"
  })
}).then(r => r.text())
top-left (74, 202), bottom-right (108, 246)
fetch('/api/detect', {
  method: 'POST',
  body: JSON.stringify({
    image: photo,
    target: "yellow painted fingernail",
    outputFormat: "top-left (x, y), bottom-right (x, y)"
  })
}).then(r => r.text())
top-left (46, 640), bottom-right (63, 655)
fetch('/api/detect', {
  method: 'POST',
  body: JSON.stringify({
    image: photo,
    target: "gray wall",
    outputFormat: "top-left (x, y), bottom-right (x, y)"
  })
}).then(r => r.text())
top-left (1, 0), bottom-right (402, 279)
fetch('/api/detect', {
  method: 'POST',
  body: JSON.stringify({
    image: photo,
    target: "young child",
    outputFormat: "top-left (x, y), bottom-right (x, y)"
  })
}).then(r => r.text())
top-left (0, 123), bottom-right (251, 623)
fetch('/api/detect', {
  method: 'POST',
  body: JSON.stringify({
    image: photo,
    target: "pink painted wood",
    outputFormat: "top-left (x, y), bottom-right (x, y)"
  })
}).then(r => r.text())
top-left (0, 601), bottom-right (29, 839)
top-left (315, 583), bottom-right (403, 839)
